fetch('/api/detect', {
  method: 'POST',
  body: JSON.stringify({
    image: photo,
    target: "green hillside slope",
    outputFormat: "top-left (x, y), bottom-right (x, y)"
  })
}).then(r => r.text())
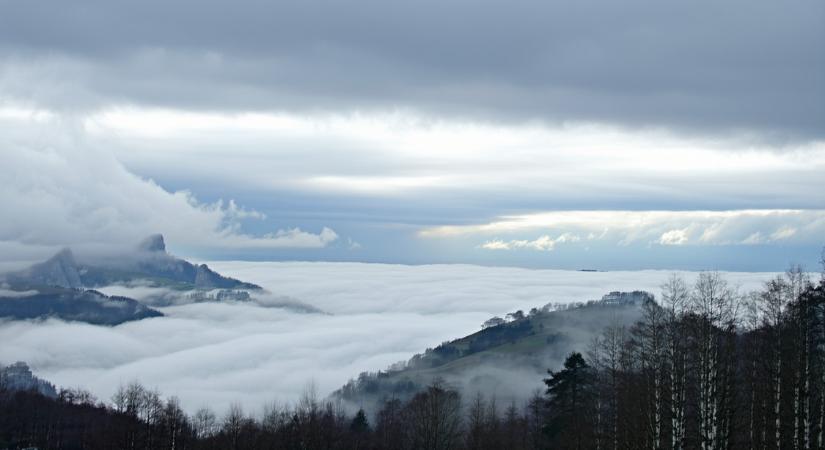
top-left (335, 291), bottom-right (649, 412)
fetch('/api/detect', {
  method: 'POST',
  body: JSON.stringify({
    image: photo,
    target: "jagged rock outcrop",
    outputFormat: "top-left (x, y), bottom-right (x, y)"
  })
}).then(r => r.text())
top-left (138, 233), bottom-right (167, 253)
top-left (4, 234), bottom-right (261, 291)
top-left (129, 234), bottom-right (261, 290)
top-left (0, 361), bottom-right (57, 398)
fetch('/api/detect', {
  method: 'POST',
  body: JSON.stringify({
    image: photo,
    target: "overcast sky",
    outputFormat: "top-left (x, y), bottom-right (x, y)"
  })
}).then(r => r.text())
top-left (1, 0), bottom-right (823, 270)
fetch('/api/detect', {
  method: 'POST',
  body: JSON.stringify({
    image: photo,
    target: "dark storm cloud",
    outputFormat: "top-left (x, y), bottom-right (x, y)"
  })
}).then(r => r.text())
top-left (1, 0), bottom-right (822, 140)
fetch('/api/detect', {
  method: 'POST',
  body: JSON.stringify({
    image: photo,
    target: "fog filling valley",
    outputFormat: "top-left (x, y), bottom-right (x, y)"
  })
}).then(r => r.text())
top-left (0, 262), bottom-right (780, 415)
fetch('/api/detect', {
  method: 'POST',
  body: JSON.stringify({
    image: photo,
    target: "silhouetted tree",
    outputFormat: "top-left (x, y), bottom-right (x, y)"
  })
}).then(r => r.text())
top-left (544, 352), bottom-right (596, 449)
top-left (376, 397), bottom-right (405, 449)
top-left (404, 379), bottom-right (462, 450)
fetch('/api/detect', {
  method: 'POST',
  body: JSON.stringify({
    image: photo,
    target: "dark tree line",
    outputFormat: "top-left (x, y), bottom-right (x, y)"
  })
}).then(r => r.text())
top-left (545, 268), bottom-right (825, 450)
top-left (2, 264), bottom-right (824, 449)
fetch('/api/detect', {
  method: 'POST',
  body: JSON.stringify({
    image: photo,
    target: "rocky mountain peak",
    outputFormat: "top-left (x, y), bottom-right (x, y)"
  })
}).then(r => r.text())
top-left (27, 248), bottom-right (82, 289)
top-left (138, 234), bottom-right (166, 253)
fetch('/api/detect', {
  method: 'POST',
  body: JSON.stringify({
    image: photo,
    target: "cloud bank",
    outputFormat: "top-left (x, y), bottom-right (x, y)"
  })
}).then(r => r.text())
top-left (0, 262), bottom-right (779, 415)
top-left (481, 233), bottom-right (581, 251)
top-left (0, 115), bottom-right (342, 266)
top-left (423, 210), bottom-right (825, 250)
top-left (2, 103), bottom-right (823, 269)
top-left (85, 109), bottom-right (825, 208)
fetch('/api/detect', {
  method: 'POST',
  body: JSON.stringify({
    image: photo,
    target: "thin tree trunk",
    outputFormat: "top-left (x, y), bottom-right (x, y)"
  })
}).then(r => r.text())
top-left (670, 342), bottom-right (686, 450)
top-left (654, 364), bottom-right (662, 450)
top-left (803, 339), bottom-right (810, 450)
top-left (795, 304), bottom-right (810, 450)
top-left (819, 312), bottom-right (825, 450)
top-left (818, 361), bottom-right (824, 450)
top-left (776, 328), bottom-right (783, 450)
top-left (595, 396), bottom-right (602, 450)
top-left (750, 355), bottom-right (758, 450)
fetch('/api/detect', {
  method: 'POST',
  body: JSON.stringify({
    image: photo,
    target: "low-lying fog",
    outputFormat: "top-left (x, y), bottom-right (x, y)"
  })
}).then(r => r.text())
top-left (0, 262), bottom-right (776, 415)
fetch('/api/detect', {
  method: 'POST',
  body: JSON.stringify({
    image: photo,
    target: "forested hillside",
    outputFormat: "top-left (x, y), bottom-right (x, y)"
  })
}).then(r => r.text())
top-left (334, 291), bottom-right (648, 413)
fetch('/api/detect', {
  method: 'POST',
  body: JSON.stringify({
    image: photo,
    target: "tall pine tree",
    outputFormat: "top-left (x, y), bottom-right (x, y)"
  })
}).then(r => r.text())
top-left (544, 352), bottom-right (596, 450)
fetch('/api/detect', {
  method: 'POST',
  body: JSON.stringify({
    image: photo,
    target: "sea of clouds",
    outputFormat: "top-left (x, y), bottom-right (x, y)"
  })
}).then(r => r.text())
top-left (0, 262), bottom-right (778, 415)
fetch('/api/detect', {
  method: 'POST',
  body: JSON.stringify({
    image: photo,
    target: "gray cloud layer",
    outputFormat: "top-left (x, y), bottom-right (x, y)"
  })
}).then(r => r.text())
top-left (1, 104), bottom-right (822, 269)
top-left (1, 1), bottom-right (822, 269)
top-left (0, 115), bottom-right (347, 268)
top-left (1, 0), bottom-right (822, 140)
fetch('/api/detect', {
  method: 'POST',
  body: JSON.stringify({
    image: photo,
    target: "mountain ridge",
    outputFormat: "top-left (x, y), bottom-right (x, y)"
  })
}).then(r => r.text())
top-left (3, 234), bottom-right (262, 291)
top-left (0, 235), bottom-right (262, 325)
